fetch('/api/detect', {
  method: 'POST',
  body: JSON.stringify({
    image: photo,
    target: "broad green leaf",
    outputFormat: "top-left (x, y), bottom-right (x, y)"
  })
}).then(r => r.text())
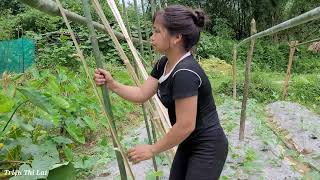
top-left (38, 141), bottom-right (60, 164)
top-left (63, 145), bottom-right (73, 161)
top-left (47, 76), bottom-right (60, 94)
top-left (0, 93), bottom-right (15, 113)
top-left (82, 116), bottom-right (97, 132)
top-left (17, 87), bottom-right (52, 114)
top-left (31, 118), bottom-right (54, 130)
top-left (52, 136), bottom-right (74, 145)
top-left (51, 96), bottom-right (70, 109)
top-left (49, 161), bottom-right (69, 170)
top-left (48, 162), bottom-right (76, 180)
top-left (65, 123), bottom-right (85, 144)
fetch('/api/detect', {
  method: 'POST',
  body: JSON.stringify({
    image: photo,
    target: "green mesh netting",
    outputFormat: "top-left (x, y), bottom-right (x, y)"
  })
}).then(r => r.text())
top-left (0, 38), bottom-right (35, 74)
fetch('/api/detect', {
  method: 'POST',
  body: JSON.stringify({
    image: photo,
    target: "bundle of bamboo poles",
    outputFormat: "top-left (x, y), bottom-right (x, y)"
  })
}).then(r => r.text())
top-left (54, 0), bottom-right (135, 179)
top-left (95, 0), bottom-right (176, 160)
top-left (55, 0), bottom-right (175, 179)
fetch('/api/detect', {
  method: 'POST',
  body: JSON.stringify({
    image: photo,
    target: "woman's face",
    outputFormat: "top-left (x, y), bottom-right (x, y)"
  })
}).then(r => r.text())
top-left (150, 16), bottom-right (172, 54)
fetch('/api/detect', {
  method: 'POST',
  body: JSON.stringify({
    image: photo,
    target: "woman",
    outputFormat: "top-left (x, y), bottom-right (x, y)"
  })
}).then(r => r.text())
top-left (94, 5), bottom-right (228, 180)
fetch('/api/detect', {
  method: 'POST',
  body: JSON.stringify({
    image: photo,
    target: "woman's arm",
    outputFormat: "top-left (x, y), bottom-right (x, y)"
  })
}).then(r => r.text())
top-left (151, 95), bottom-right (197, 154)
top-left (128, 95), bottom-right (197, 164)
top-left (94, 68), bottom-right (158, 103)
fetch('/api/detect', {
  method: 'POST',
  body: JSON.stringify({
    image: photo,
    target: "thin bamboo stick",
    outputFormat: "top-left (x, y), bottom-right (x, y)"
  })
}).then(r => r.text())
top-left (282, 41), bottom-right (298, 100)
top-left (296, 37), bottom-right (320, 47)
top-left (54, 0), bottom-right (134, 179)
top-left (239, 19), bottom-right (257, 141)
top-left (81, 0), bottom-right (128, 179)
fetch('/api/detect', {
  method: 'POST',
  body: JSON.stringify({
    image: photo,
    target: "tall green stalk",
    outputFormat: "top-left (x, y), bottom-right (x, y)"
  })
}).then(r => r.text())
top-left (81, 0), bottom-right (127, 179)
top-left (133, 0), bottom-right (144, 55)
top-left (141, 0), bottom-right (152, 59)
top-left (121, 0), bottom-right (132, 38)
top-left (150, 0), bottom-right (156, 16)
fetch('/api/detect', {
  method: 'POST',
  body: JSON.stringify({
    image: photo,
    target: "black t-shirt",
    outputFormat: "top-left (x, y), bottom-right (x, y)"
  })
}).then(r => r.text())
top-left (151, 53), bottom-right (221, 143)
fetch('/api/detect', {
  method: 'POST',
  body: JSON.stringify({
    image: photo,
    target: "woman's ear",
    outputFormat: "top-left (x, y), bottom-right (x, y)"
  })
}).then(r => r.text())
top-left (174, 34), bottom-right (183, 45)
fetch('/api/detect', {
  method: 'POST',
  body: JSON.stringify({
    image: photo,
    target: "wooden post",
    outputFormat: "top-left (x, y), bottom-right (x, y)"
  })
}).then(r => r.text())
top-left (239, 19), bottom-right (257, 141)
top-left (232, 47), bottom-right (238, 100)
top-left (283, 41), bottom-right (298, 100)
top-left (133, 0), bottom-right (144, 55)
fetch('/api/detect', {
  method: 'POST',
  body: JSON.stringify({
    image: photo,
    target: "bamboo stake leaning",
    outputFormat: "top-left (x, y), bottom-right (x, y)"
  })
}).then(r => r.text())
top-left (232, 47), bottom-right (238, 100)
top-left (140, 0), bottom-right (152, 57)
top-left (282, 41), bottom-right (298, 100)
top-left (133, 0), bottom-right (144, 55)
top-left (54, 0), bottom-right (135, 179)
top-left (92, 0), bottom-right (175, 160)
top-left (106, 0), bottom-right (172, 133)
top-left (239, 19), bottom-right (257, 141)
top-left (81, 0), bottom-right (128, 179)
top-left (121, 0), bottom-right (132, 38)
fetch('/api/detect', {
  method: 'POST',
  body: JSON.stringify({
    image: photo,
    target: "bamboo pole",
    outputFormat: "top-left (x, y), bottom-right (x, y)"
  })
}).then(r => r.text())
top-left (92, 0), bottom-right (175, 160)
top-left (121, 0), bottom-right (132, 38)
top-left (232, 47), bottom-right (238, 100)
top-left (282, 41), bottom-right (298, 100)
top-left (239, 19), bottom-right (257, 141)
top-left (81, 0), bottom-right (128, 179)
top-left (133, 0), bottom-right (144, 55)
top-left (236, 7), bottom-right (320, 49)
top-left (19, 0), bottom-right (146, 45)
top-left (54, 0), bottom-right (134, 179)
top-left (142, 105), bottom-right (159, 176)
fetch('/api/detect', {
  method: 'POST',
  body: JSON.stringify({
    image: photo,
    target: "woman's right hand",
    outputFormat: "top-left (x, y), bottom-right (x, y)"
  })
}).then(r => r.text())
top-left (94, 68), bottom-right (116, 90)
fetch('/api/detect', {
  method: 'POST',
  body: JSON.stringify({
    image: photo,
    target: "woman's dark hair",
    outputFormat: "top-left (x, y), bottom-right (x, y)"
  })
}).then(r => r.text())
top-left (153, 5), bottom-right (208, 51)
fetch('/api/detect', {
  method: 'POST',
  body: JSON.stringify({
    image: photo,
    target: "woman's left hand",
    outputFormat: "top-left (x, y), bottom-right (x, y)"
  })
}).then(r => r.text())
top-left (128, 144), bottom-right (154, 164)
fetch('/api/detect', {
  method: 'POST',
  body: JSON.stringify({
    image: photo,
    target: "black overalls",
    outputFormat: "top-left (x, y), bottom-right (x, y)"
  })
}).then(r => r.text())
top-left (151, 52), bottom-right (228, 180)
